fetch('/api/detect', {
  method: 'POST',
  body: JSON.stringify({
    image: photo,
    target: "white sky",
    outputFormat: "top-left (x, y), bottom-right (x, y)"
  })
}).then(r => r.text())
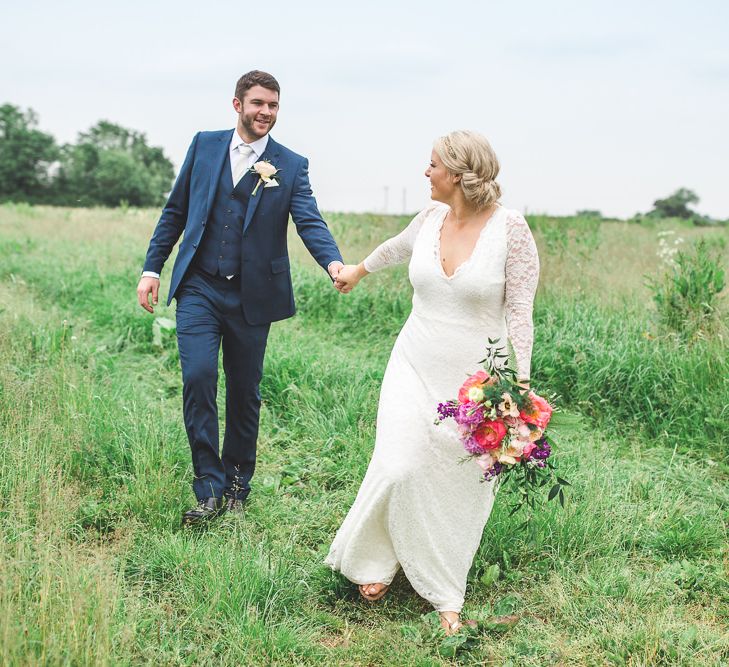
top-left (2, 0), bottom-right (728, 218)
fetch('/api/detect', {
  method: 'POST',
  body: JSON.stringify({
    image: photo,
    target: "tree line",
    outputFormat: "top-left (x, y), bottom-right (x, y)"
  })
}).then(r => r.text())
top-left (1, 102), bottom-right (724, 223)
top-left (0, 103), bottom-right (174, 207)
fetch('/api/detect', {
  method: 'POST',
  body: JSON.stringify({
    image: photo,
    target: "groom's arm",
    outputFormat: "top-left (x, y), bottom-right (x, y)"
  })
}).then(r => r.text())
top-left (142, 132), bottom-right (200, 275)
top-left (288, 157), bottom-right (343, 278)
top-left (137, 133), bottom-right (199, 312)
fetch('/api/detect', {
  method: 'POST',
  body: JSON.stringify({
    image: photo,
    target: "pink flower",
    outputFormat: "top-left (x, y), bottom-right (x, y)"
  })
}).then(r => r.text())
top-left (516, 421), bottom-right (532, 440)
top-left (473, 419), bottom-right (507, 450)
top-left (522, 442), bottom-right (537, 459)
top-left (475, 453), bottom-right (496, 473)
top-left (520, 391), bottom-right (553, 430)
top-left (458, 371), bottom-right (491, 404)
top-left (516, 418), bottom-right (543, 442)
top-left (503, 442), bottom-right (525, 463)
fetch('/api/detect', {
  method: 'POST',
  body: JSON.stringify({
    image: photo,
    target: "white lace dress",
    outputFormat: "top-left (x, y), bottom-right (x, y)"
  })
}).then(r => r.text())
top-left (324, 202), bottom-right (540, 613)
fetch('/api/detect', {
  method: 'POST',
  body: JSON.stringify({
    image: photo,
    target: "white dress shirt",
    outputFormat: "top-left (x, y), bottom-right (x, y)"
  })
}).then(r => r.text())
top-left (230, 131), bottom-right (268, 182)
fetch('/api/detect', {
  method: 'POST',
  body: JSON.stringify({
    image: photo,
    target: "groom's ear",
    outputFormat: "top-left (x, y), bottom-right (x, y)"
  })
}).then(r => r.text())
top-left (233, 97), bottom-right (243, 113)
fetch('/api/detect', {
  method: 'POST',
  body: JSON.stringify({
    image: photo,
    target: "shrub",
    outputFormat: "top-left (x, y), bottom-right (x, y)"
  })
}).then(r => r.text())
top-left (647, 237), bottom-right (726, 339)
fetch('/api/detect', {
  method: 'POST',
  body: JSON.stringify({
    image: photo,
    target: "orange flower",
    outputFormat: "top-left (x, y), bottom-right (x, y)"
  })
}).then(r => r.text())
top-left (458, 370), bottom-right (491, 404)
top-left (519, 391), bottom-right (553, 430)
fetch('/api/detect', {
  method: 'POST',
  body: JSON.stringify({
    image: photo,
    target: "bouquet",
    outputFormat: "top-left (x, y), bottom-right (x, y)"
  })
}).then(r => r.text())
top-left (435, 339), bottom-right (570, 517)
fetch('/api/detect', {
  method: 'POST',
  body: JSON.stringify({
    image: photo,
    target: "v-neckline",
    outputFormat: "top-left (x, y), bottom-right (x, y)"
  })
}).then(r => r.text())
top-left (435, 205), bottom-right (502, 280)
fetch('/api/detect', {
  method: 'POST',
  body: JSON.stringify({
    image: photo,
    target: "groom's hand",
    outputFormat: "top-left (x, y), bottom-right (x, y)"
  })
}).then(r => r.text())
top-left (328, 261), bottom-right (344, 282)
top-left (334, 263), bottom-right (367, 294)
top-left (137, 276), bottom-right (160, 313)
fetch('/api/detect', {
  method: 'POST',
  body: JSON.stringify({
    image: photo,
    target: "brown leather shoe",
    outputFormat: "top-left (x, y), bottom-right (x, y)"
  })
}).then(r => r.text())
top-left (181, 497), bottom-right (226, 526)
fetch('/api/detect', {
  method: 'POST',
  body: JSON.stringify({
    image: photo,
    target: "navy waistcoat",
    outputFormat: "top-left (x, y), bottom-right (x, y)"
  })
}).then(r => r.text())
top-left (194, 155), bottom-right (257, 277)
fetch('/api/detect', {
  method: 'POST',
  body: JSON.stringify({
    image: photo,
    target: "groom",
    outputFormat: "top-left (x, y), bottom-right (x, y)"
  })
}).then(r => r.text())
top-left (136, 70), bottom-right (343, 525)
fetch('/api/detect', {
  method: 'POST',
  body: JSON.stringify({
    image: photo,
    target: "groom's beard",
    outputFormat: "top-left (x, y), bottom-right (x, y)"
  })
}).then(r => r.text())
top-left (242, 114), bottom-right (276, 140)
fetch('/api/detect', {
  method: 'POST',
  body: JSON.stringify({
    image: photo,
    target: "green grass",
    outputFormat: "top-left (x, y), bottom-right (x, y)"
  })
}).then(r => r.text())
top-left (0, 204), bottom-right (728, 665)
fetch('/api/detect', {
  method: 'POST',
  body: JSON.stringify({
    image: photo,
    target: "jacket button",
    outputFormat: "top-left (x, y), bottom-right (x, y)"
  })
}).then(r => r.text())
top-left (192, 243), bottom-right (198, 248)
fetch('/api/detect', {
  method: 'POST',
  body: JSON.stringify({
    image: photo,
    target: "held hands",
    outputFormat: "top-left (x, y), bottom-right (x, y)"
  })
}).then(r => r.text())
top-left (137, 262), bottom-right (357, 312)
top-left (137, 276), bottom-right (160, 313)
top-left (328, 261), bottom-right (344, 282)
top-left (334, 263), bottom-right (367, 294)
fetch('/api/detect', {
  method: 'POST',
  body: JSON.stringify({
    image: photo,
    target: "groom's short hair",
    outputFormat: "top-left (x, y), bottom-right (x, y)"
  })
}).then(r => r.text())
top-left (235, 71), bottom-right (280, 101)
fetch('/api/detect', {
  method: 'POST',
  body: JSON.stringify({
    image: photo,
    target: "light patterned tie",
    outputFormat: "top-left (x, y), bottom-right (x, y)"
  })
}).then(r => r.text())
top-left (233, 144), bottom-right (254, 186)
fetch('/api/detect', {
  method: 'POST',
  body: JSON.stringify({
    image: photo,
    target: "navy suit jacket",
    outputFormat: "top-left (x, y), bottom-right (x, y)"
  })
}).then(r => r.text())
top-left (143, 130), bottom-right (343, 325)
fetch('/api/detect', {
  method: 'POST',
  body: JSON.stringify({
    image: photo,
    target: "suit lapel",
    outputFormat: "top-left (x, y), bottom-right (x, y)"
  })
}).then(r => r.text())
top-left (243, 136), bottom-right (281, 234)
top-left (207, 129), bottom-right (235, 215)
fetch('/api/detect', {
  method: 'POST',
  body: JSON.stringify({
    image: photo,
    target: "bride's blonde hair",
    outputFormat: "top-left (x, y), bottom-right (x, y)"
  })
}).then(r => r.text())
top-left (434, 130), bottom-right (501, 210)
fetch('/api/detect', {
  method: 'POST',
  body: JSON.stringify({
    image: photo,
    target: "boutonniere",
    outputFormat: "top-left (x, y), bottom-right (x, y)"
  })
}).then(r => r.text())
top-left (249, 160), bottom-right (281, 196)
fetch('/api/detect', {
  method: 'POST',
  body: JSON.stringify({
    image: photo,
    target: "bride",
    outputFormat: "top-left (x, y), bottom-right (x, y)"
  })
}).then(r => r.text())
top-left (326, 130), bottom-right (539, 633)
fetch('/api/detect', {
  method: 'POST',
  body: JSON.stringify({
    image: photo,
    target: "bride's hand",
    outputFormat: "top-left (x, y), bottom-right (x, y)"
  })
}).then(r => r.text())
top-left (516, 380), bottom-right (530, 395)
top-left (335, 263), bottom-right (367, 294)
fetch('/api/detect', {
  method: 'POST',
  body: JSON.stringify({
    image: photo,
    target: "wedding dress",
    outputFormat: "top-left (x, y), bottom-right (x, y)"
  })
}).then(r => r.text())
top-left (325, 201), bottom-right (539, 612)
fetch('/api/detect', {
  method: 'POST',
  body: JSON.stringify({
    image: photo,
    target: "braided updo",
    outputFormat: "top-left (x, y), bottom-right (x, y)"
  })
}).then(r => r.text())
top-left (433, 130), bottom-right (501, 210)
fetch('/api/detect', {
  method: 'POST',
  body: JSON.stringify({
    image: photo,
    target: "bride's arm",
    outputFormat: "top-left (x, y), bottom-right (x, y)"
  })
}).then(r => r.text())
top-left (362, 203), bottom-right (438, 272)
top-left (504, 212), bottom-right (540, 383)
top-left (335, 203), bottom-right (440, 292)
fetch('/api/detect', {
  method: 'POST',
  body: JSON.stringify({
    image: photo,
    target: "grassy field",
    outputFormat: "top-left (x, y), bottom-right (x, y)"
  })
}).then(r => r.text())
top-left (0, 203), bottom-right (727, 666)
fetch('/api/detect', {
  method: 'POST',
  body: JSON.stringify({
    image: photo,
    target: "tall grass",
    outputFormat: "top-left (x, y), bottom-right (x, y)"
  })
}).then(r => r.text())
top-left (648, 237), bottom-right (727, 339)
top-left (290, 268), bottom-right (729, 461)
top-left (1, 204), bottom-right (728, 665)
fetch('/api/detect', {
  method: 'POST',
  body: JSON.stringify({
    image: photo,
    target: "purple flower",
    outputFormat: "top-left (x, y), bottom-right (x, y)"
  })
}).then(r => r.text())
top-left (437, 402), bottom-right (458, 420)
top-left (463, 435), bottom-right (485, 455)
top-left (531, 438), bottom-right (551, 461)
top-left (483, 461), bottom-right (505, 481)
top-left (454, 402), bottom-right (485, 428)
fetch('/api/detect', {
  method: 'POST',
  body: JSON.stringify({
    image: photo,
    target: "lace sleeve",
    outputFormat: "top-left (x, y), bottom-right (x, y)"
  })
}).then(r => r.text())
top-left (363, 202), bottom-right (442, 273)
top-left (504, 211), bottom-right (540, 380)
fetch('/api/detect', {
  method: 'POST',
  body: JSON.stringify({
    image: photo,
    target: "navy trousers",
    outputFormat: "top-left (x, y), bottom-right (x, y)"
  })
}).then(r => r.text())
top-left (175, 269), bottom-right (270, 501)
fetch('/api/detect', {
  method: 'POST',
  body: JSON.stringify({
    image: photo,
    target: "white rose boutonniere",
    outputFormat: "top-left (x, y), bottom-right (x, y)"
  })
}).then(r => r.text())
top-left (249, 160), bottom-right (280, 196)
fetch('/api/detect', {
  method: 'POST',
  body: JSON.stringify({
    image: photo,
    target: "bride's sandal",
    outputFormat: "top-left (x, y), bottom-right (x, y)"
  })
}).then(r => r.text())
top-left (358, 583), bottom-right (389, 601)
top-left (439, 612), bottom-right (477, 635)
